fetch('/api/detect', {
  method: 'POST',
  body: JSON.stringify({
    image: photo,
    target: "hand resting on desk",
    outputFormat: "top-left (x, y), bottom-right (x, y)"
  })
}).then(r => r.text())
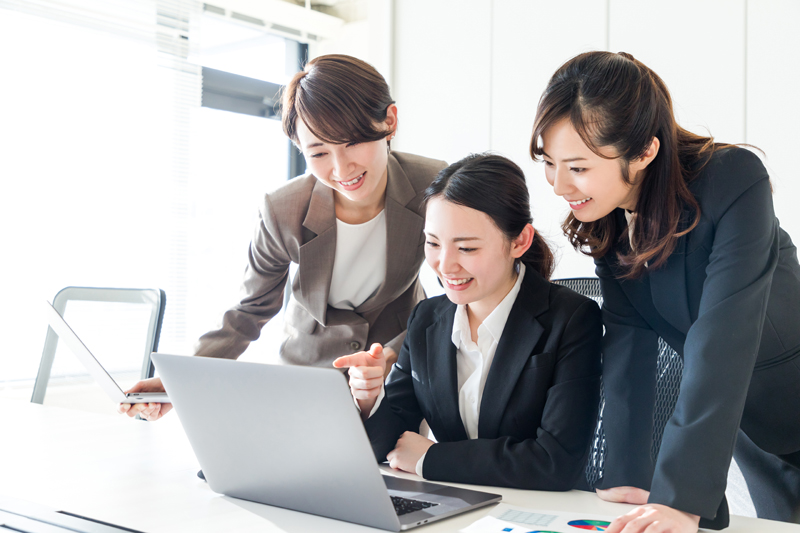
top-left (333, 344), bottom-right (434, 475)
top-left (117, 377), bottom-right (172, 421)
top-left (597, 487), bottom-right (700, 533)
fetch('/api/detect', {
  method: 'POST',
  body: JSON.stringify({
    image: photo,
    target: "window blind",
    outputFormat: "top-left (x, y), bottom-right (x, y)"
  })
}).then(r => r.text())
top-left (0, 0), bottom-right (202, 382)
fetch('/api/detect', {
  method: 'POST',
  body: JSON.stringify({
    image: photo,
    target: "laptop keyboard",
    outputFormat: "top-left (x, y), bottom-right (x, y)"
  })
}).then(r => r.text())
top-left (390, 495), bottom-right (439, 516)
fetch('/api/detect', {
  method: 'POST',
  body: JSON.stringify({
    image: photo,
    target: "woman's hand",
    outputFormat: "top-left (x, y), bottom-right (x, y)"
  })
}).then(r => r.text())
top-left (332, 343), bottom-right (387, 417)
top-left (606, 504), bottom-right (700, 533)
top-left (596, 486), bottom-right (650, 504)
top-left (386, 431), bottom-right (434, 474)
top-left (382, 346), bottom-right (398, 378)
top-left (117, 377), bottom-right (172, 421)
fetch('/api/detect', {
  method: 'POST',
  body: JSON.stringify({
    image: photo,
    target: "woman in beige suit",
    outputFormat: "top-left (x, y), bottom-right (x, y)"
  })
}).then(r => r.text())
top-left (120, 54), bottom-right (446, 421)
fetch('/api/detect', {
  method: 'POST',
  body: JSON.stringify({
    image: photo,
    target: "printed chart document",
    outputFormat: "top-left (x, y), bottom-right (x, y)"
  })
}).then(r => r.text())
top-left (461, 503), bottom-right (617, 532)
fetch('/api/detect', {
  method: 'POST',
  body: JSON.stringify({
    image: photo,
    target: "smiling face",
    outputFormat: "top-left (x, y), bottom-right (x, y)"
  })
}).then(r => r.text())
top-left (540, 118), bottom-right (641, 221)
top-left (295, 106), bottom-right (396, 212)
top-left (424, 198), bottom-right (526, 318)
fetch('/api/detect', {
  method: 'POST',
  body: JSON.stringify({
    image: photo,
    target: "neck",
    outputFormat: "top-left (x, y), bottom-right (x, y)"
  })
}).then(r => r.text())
top-left (334, 168), bottom-right (388, 224)
top-left (465, 269), bottom-right (518, 341)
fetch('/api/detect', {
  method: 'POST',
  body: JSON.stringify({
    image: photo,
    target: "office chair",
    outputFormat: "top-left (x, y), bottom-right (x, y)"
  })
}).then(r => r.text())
top-left (552, 277), bottom-right (683, 487)
top-left (31, 287), bottom-right (166, 405)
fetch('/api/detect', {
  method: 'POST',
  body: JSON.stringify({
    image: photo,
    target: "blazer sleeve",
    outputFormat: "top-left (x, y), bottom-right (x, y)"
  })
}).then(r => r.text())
top-left (192, 192), bottom-right (292, 360)
top-left (648, 161), bottom-right (778, 520)
top-left (422, 299), bottom-right (603, 491)
top-left (595, 257), bottom-right (660, 491)
top-left (363, 305), bottom-right (426, 461)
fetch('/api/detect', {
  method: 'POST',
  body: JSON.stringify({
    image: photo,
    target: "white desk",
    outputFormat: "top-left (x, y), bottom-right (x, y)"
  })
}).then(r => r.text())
top-left (1, 398), bottom-right (797, 532)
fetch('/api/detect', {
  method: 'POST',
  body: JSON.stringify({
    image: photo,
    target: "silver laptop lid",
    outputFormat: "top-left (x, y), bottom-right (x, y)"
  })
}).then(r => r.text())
top-left (151, 353), bottom-right (401, 531)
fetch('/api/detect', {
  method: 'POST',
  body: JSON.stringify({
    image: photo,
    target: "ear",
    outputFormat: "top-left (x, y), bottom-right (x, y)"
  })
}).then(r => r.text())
top-left (629, 136), bottom-right (660, 174)
top-left (384, 104), bottom-right (398, 139)
top-left (510, 224), bottom-right (535, 259)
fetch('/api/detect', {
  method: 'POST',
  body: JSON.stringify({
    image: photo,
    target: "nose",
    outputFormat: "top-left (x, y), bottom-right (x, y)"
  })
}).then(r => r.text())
top-left (551, 165), bottom-right (573, 197)
top-left (331, 149), bottom-right (353, 179)
top-left (438, 246), bottom-right (459, 275)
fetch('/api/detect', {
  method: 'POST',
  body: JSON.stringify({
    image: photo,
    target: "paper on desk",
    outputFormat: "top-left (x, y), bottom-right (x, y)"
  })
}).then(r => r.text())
top-left (460, 503), bottom-right (617, 532)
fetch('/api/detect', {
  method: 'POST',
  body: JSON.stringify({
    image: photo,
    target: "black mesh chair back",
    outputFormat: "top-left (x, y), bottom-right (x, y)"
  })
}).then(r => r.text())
top-left (552, 277), bottom-right (683, 487)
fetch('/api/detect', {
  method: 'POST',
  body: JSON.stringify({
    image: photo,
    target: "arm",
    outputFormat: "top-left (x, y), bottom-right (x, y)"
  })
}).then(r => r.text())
top-left (422, 299), bottom-right (603, 490)
top-left (193, 192), bottom-right (292, 360)
top-left (595, 257), bottom-right (660, 491)
top-left (648, 172), bottom-right (778, 520)
top-left (120, 194), bottom-right (292, 420)
top-left (363, 306), bottom-right (426, 462)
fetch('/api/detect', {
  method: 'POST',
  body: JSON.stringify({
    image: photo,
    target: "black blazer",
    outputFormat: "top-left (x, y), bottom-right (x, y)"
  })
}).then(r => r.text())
top-left (596, 147), bottom-right (800, 527)
top-left (363, 268), bottom-right (602, 491)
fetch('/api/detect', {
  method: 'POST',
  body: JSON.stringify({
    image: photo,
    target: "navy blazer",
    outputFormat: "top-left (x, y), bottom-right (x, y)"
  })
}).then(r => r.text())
top-left (363, 268), bottom-right (602, 491)
top-left (596, 147), bottom-right (800, 527)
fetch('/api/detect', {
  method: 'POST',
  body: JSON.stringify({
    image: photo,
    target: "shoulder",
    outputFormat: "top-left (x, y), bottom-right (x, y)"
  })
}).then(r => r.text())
top-left (520, 270), bottom-right (601, 320)
top-left (407, 293), bottom-right (453, 330)
top-left (544, 281), bottom-right (602, 325)
top-left (263, 174), bottom-right (317, 213)
top-left (265, 173), bottom-right (317, 204)
top-left (390, 151), bottom-right (448, 191)
top-left (690, 146), bottom-right (770, 217)
top-left (257, 174), bottom-right (319, 235)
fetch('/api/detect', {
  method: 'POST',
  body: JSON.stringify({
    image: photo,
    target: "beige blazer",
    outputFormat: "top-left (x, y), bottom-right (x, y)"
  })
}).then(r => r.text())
top-left (194, 152), bottom-right (448, 366)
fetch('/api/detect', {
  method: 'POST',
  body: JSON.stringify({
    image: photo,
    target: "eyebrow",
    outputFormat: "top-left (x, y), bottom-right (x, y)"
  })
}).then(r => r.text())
top-left (540, 150), bottom-right (587, 163)
top-left (426, 232), bottom-right (482, 242)
top-left (306, 142), bottom-right (324, 149)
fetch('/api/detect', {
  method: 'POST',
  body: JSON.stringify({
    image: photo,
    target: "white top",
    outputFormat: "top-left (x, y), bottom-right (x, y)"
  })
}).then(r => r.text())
top-left (624, 210), bottom-right (647, 268)
top-left (328, 210), bottom-right (387, 310)
top-left (453, 263), bottom-right (526, 440)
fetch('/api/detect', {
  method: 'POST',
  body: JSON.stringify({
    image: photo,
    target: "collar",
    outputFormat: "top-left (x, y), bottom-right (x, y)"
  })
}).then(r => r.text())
top-left (450, 263), bottom-right (527, 350)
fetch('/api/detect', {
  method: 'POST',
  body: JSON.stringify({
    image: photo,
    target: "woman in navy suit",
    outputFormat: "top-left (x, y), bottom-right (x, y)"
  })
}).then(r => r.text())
top-left (334, 154), bottom-right (602, 490)
top-left (531, 51), bottom-right (800, 532)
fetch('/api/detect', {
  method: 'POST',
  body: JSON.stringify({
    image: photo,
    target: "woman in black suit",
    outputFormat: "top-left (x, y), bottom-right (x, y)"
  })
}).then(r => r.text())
top-left (531, 51), bottom-right (800, 532)
top-left (334, 153), bottom-right (602, 490)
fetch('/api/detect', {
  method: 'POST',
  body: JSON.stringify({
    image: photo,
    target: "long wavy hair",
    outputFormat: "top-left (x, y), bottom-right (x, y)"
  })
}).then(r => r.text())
top-left (530, 51), bottom-right (726, 278)
top-left (424, 153), bottom-right (555, 280)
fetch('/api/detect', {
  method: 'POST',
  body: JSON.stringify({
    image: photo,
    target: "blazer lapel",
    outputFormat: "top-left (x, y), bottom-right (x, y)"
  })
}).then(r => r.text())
top-left (355, 154), bottom-right (425, 314)
top-left (648, 222), bottom-right (693, 334)
top-left (297, 179), bottom-right (336, 325)
top-left (606, 209), bottom-right (691, 334)
top-left (426, 300), bottom-right (469, 442)
top-left (478, 271), bottom-right (548, 439)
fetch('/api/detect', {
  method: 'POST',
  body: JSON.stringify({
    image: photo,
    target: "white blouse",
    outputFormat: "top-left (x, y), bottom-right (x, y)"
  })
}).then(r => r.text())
top-left (327, 210), bottom-right (387, 310)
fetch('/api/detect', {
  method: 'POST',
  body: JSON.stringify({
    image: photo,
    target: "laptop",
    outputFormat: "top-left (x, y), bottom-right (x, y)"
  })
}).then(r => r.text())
top-left (43, 301), bottom-right (170, 404)
top-left (151, 353), bottom-right (501, 531)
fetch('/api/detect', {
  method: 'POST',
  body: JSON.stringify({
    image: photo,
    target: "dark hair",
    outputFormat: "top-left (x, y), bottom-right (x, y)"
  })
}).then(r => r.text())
top-left (530, 51), bottom-right (726, 278)
top-left (281, 54), bottom-right (395, 145)
top-left (424, 153), bottom-right (555, 280)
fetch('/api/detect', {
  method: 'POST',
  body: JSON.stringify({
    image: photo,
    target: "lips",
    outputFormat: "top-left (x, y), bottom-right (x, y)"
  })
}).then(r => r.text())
top-left (338, 172), bottom-right (365, 191)
top-left (567, 197), bottom-right (592, 210)
top-left (568, 197), bottom-right (591, 206)
top-left (443, 277), bottom-right (473, 291)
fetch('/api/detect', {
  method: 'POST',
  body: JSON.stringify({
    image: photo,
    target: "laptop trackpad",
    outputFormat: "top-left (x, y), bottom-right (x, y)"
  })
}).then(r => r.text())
top-left (383, 474), bottom-right (499, 509)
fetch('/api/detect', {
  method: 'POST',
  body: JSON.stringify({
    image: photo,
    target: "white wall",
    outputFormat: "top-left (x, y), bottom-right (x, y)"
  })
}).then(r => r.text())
top-left (388, 0), bottom-right (800, 279)
top-left (747, 0), bottom-right (800, 236)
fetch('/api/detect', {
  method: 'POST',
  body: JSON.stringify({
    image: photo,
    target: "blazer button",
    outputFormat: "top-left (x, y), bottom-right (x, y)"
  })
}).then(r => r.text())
top-left (349, 341), bottom-right (361, 351)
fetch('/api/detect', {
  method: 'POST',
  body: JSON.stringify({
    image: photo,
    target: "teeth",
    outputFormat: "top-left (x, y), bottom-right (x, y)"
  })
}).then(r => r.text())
top-left (569, 198), bottom-right (592, 205)
top-left (446, 278), bottom-right (472, 285)
top-left (342, 173), bottom-right (364, 186)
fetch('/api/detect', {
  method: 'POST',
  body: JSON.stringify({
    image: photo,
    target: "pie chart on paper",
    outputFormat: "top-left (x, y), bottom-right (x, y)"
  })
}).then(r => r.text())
top-left (567, 519), bottom-right (611, 531)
